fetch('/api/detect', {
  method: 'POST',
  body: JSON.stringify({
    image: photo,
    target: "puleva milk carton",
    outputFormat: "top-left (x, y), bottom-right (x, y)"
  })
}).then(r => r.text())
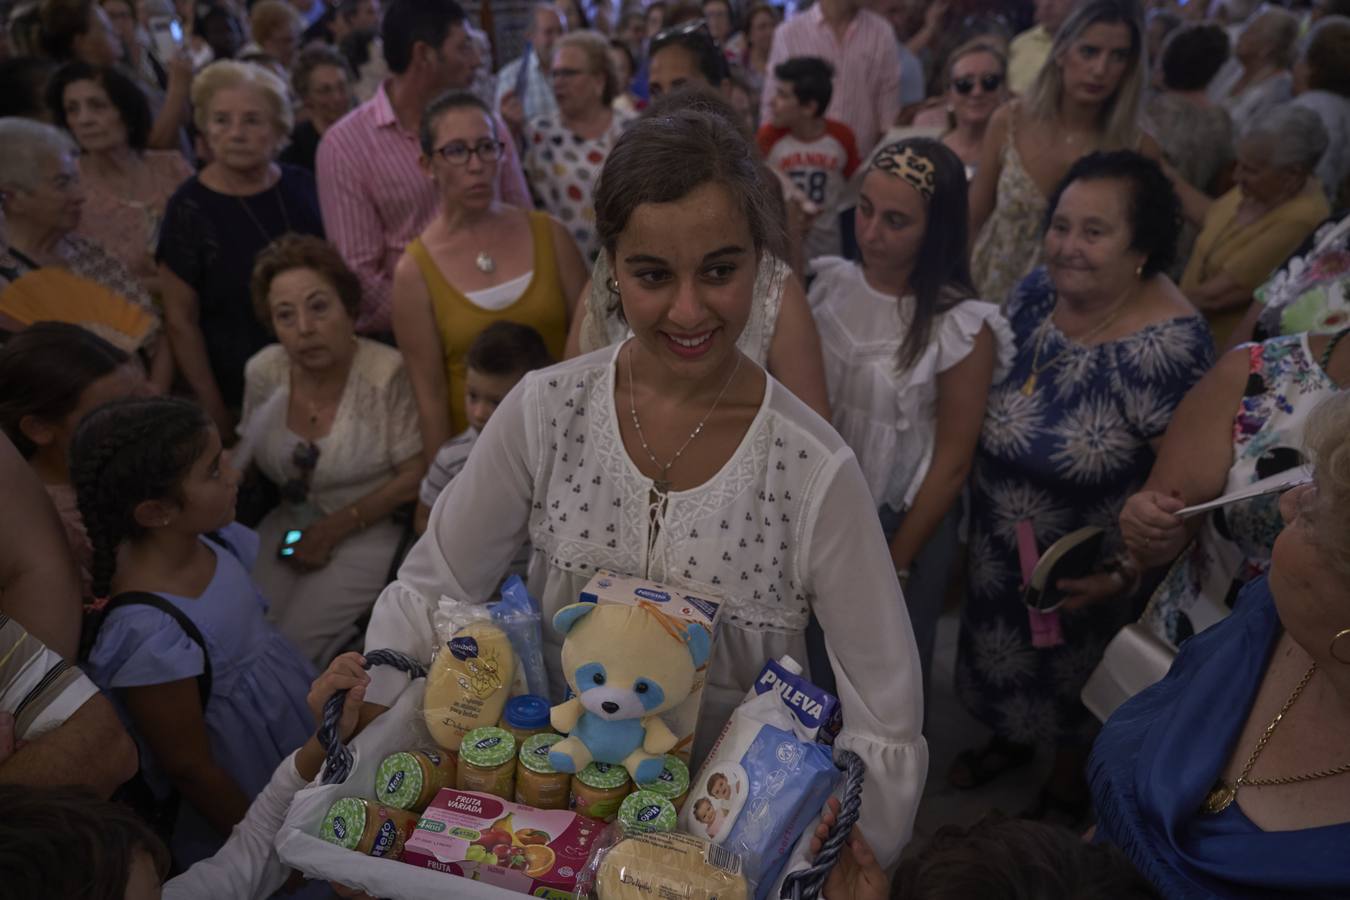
top-left (576, 569), bottom-right (722, 761)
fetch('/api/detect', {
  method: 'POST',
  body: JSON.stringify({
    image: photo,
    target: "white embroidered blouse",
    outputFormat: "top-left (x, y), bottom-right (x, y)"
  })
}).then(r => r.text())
top-left (365, 342), bottom-right (928, 867)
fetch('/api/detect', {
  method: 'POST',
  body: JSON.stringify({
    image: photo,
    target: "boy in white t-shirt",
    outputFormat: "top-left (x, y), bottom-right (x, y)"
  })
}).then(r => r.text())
top-left (757, 56), bottom-right (862, 263)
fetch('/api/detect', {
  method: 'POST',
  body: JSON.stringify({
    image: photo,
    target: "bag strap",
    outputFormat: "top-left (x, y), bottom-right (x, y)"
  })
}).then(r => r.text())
top-left (104, 592), bottom-right (212, 710)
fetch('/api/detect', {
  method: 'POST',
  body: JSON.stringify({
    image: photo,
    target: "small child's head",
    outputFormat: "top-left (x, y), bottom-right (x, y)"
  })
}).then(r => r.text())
top-left (769, 56), bottom-right (834, 130)
top-left (463, 321), bottom-right (553, 433)
top-left (894, 814), bottom-right (1159, 900)
top-left (70, 397), bottom-right (239, 599)
top-left (707, 772), bottom-right (731, 800)
top-left (0, 322), bottom-right (147, 478)
top-left (0, 783), bottom-right (170, 900)
top-left (693, 797), bottom-right (715, 825)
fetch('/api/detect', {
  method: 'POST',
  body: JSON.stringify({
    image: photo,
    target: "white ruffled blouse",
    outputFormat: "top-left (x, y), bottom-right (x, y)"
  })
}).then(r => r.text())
top-left (365, 343), bottom-right (928, 868)
top-left (809, 257), bottom-right (1014, 511)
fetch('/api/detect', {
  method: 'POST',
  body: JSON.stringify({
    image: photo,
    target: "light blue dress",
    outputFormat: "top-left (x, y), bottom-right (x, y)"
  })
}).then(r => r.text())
top-left (85, 523), bottom-right (317, 865)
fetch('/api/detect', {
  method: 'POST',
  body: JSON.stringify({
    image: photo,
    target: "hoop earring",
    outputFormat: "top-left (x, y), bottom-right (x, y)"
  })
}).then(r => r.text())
top-left (1332, 628), bottom-right (1350, 665)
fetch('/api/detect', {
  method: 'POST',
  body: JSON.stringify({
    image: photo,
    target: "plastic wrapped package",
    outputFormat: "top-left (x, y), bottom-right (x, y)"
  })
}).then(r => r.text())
top-left (574, 827), bottom-right (750, 900)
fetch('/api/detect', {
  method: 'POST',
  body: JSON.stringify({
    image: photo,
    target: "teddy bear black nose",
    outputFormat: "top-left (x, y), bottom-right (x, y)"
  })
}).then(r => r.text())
top-left (602, 701), bottom-right (620, 714)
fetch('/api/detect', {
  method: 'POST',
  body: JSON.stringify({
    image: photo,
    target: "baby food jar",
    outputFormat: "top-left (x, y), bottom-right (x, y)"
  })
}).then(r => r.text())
top-left (571, 762), bottom-right (632, 822)
top-left (499, 695), bottom-right (553, 744)
top-left (375, 749), bottom-right (458, 812)
top-left (319, 798), bottom-right (420, 860)
top-left (516, 732), bottom-right (571, 810)
top-left (643, 754), bottom-right (690, 812)
top-left (456, 726), bottom-right (517, 800)
top-left (618, 790), bottom-right (678, 834)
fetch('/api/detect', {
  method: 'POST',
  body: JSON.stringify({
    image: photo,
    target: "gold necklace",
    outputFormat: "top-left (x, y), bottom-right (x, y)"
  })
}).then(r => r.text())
top-left (625, 341), bottom-right (742, 494)
top-left (1019, 294), bottom-right (1131, 396)
top-left (1203, 662), bottom-right (1350, 814)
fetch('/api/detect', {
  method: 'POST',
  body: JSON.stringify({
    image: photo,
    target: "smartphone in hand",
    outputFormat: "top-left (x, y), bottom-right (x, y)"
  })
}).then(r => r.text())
top-left (148, 16), bottom-right (184, 63)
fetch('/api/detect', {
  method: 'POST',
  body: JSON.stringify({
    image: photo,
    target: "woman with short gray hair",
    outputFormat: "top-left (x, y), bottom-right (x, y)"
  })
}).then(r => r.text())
top-left (0, 117), bottom-right (171, 387)
top-left (1177, 105), bottom-right (1331, 343)
top-left (1208, 6), bottom-right (1299, 135)
top-left (1291, 16), bottom-right (1350, 205)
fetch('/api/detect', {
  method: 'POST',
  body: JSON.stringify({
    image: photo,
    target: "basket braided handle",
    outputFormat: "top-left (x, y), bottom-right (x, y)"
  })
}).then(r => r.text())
top-left (317, 649), bottom-right (427, 785)
top-left (781, 749), bottom-right (866, 900)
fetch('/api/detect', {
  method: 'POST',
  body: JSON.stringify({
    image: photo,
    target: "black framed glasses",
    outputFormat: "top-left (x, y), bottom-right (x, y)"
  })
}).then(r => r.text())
top-left (953, 73), bottom-right (1004, 95)
top-left (280, 440), bottom-right (320, 504)
top-left (433, 138), bottom-right (506, 165)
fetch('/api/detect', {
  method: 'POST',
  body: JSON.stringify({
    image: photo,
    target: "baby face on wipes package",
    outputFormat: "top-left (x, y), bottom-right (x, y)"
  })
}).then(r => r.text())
top-left (682, 724), bottom-right (838, 900)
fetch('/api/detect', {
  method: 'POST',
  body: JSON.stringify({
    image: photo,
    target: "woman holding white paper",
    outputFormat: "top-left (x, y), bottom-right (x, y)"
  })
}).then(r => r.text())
top-left (363, 94), bottom-right (928, 869)
top-left (1120, 327), bottom-right (1350, 647)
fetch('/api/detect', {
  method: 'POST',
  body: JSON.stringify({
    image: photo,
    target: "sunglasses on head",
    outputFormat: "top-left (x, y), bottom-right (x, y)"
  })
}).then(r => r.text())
top-left (280, 440), bottom-right (320, 505)
top-left (953, 73), bottom-right (1004, 95)
top-left (650, 17), bottom-right (714, 54)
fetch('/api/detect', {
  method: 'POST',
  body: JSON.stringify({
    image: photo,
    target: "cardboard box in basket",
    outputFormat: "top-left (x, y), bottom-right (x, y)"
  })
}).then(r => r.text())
top-left (576, 569), bottom-right (722, 761)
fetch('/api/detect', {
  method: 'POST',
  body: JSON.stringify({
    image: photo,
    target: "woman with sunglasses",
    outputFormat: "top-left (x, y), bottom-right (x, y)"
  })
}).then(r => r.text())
top-left (524, 30), bottom-right (635, 266)
top-left (935, 40), bottom-right (1010, 180)
top-left (241, 235), bottom-right (423, 666)
top-left (394, 91), bottom-right (586, 470)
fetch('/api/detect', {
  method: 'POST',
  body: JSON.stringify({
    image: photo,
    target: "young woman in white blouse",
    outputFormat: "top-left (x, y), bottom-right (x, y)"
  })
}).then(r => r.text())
top-left (809, 138), bottom-right (1013, 701)
top-left (364, 100), bottom-right (928, 870)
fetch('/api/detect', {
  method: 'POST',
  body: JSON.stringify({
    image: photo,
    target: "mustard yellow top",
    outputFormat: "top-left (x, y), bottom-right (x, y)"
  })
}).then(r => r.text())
top-left (1181, 179), bottom-right (1329, 343)
top-left (405, 211), bottom-right (569, 434)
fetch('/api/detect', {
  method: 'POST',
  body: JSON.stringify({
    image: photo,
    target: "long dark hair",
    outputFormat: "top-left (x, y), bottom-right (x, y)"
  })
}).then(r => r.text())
top-left (69, 397), bottom-right (211, 600)
top-left (0, 322), bottom-right (131, 458)
top-left (872, 138), bottom-right (975, 372)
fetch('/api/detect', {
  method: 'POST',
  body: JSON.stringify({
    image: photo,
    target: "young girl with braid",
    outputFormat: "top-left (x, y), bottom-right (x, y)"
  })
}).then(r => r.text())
top-left (72, 396), bottom-right (316, 868)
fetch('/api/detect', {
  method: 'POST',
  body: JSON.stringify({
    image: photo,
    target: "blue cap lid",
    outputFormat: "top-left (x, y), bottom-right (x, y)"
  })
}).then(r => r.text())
top-left (503, 694), bottom-right (551, 729)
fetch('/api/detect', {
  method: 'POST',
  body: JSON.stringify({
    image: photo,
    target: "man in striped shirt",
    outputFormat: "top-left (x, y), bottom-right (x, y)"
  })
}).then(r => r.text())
top-left (317, 0), bottom-right (531, 334)
top-left (757, 0), bottom-right (902, 157)
top-left (0, 615), bottom-right (137, 797)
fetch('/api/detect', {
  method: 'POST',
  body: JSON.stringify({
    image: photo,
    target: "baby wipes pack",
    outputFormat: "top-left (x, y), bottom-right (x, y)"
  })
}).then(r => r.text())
top-left (682, 685), bottom-right (839, 900)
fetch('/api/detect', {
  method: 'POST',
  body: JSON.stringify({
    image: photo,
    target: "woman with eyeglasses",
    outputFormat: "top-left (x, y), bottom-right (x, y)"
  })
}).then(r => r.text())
top-left (937, 40), bottom-right (1010, 180)
top-left (241, 235), bottom-right (423, 667)
top-left (524, 30), bottom-right (636, 265)
top-left (393, 91), bottom-right (586, 469)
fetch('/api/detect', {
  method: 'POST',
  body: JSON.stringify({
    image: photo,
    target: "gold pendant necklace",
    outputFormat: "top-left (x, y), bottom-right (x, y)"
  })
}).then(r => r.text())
top-left (1202, 662), bottom-right (1350, 814)
top-left (1019, 293), bottom-right (1131, 396)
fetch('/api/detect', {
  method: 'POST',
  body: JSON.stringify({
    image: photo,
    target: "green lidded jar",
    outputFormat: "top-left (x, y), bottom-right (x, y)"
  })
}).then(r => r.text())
top-left (618, 790), bottom-right (678, 833)
top-left (456, 726), bottom-right (517, 800)
top-left (643, 755), bottom-right (690, 812)
top-left (571, 761), bottom-right (632, 822)
top-left (516, 733), bottom-right (570, 809)
top-left (319, 797), bottom-right (419, 859)
top-left (375, 749), bottom-right (457, 812)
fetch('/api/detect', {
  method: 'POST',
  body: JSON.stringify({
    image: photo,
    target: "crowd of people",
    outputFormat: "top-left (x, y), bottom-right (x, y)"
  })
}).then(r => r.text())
top-left (1, 0), bottom-right (1350, 897)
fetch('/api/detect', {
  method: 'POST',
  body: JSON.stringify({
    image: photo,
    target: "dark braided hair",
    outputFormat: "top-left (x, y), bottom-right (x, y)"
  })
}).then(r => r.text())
top-left (69, 398), bottom-right (211, 600)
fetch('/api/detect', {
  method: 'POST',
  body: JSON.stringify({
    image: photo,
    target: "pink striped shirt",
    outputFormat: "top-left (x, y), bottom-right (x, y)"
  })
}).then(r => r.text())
top-left (316, 82), bottom-right (531, 334)
top-left (758, 5), bottom-right (902, 157)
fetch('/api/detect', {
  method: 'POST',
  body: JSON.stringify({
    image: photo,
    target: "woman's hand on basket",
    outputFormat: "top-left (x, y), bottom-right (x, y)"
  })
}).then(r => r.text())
top-left (307, 652), bottom-right (370, 743)
top-left (810, 797), bottom-right (889, 900)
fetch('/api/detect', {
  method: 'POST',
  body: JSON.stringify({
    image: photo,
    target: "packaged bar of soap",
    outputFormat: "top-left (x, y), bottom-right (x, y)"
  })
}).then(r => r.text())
top-left (401, 788), bottom-right (604, 895)
top-left (592, 831), bottom-right (748, 900)
top-left (618, 790), bottom-right (677, 833)
top-left (375, 749), bottom-right (457, 812)
top-left (319, 798), bottom-right (420, 860)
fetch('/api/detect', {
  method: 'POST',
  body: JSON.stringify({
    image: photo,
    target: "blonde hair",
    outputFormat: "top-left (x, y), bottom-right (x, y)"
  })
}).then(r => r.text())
top-left (249, 0), bottom-right (301, 44)
top-left (1023, 0), bottom-right (1147, 152)
top-left (557, 29), bottom-right (619, 105)
top-left (1304, 391), bottom-right (1350, 579)
top-left (191, 59), bottom-right (294, 137)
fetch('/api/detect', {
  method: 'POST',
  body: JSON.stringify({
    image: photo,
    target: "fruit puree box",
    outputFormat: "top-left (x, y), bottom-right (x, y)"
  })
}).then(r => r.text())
top-left (577, 569), bottom-right (723, 760)
top-left (401, 788), bottom-right (603, 894)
